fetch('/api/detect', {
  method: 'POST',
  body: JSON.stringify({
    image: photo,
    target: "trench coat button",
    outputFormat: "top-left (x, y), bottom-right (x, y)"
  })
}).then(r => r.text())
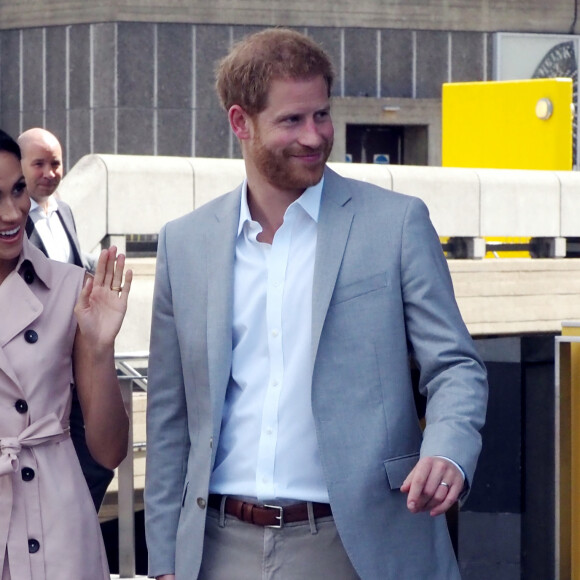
top-left (23, 267), bottom-right (35, 284)
top-left (15, 399), bottom-right (28, 414)
top-left (21, 467), bottom-right (35, 481)
top-left (209, 437), bottom-right (213, 449)
top-left (24, 329), bottom-right (38, 344)
top-left (28, 539), bottom-right (40, 553)
top-left (197, 497), bottom-right (207, 509)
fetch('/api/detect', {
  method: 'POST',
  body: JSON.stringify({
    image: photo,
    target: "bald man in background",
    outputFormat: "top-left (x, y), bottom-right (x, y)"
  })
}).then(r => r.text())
top-left (18, 127), bottom-right (113, 510)
top-left (18, 128), bottom-right (95, 272)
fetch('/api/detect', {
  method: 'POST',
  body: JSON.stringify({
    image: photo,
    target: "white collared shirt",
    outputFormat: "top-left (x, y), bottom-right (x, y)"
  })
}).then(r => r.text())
top-left (210, 178), bottom-right (329, 503)
top-left (28, 196), bottom-right (74, 264)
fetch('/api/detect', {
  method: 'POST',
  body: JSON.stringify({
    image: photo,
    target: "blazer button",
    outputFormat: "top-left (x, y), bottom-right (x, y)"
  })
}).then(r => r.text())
top-left (15, 399), bottom-right (28, 414)
top-left (28, 539), bottom-right (40, 553)
top-left (21, 467), bottom-right (35, 481)
top-left (197, 497), bottom-right (207, 509)
top-left (24, 330), bottom-right (38, 344)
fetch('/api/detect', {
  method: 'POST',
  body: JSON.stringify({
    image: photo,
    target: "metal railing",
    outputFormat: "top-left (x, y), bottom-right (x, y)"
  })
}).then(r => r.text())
top-left (115, 352), bottom-right (149, 578)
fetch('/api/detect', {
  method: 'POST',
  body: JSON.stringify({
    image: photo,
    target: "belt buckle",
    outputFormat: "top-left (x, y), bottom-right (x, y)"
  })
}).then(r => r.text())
top-left (263, 504), bottom-right (284, 529)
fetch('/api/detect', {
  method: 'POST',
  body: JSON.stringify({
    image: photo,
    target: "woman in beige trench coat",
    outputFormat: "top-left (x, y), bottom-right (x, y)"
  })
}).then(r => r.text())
top-left (0, 129), bottom-right (132, 579)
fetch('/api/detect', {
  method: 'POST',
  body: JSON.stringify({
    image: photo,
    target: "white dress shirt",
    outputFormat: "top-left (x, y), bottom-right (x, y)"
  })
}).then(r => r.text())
top-left (28, 196), bottom-right (74, 264)
top-left (210, 178), bottom-right (330, 503)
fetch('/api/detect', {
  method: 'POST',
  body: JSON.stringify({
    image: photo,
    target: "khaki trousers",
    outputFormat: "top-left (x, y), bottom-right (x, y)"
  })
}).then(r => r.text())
top-left (199, 503), bottom-right (360, 580)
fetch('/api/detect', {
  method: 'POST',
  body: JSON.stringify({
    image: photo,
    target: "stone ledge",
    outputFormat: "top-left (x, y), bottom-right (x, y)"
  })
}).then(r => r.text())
top-left (0, 1), bottom-right (574, 33)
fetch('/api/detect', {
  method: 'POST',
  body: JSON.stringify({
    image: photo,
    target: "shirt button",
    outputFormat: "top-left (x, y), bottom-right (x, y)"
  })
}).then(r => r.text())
top-left (15, 399), bottom-right (28, 414)
top-left (271, 329), bottom-right (279, 338)
top-left (28, 539), bottom-right (40, 553)
top-left (21, 467), bottom-right (35, 481)
top-left (24, 329), bottom-right (38, 344)
top-left (197, 497), bottom-right (207, 509)
top-left (266, 428), bottom-right (273, 435)
top-left (272, 380), bottom-right (279, 388)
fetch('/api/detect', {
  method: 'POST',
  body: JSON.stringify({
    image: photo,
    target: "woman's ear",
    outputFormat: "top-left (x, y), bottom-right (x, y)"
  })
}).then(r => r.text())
top-left (228, 105), bottom-right (252, 141)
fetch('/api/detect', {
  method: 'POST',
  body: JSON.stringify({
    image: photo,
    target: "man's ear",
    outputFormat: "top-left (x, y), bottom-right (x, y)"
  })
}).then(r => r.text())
top-left (228, 105), bottom-right (252, 140)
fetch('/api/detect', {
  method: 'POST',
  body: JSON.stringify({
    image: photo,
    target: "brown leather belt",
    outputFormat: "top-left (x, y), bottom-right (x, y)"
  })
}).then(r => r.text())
top-left (208, 494), bottom-right (332, 528)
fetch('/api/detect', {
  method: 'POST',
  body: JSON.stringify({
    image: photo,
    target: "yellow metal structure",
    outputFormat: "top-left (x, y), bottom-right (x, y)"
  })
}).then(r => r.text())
top-left (442, 78), bottom-right (573, 170)
top-left (442, 78), bottom-right (574, 257)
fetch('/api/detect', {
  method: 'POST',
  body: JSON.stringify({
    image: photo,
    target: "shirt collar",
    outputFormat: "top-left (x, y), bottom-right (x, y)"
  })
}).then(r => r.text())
top-left (237, 177), bottom-right (324, 236)
top-left (29, 194), bottom-right (59, 216)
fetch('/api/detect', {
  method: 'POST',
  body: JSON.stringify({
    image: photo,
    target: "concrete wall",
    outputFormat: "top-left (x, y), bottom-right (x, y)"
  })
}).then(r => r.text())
top-left (0, 3), bottom-right (576, 170)
top-left (0, 1), bottom-right (578, 34)
top-left (116, 255), bottom-right (580, 353)
top-left (0, 22), bottom-right (492, 167)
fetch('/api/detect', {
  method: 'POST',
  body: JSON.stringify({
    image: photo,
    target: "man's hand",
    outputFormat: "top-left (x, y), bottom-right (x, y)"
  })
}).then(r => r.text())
top-left (400, 456), bottom-right (463, 517)
top-left (156, 576), bottom-right (175, 580)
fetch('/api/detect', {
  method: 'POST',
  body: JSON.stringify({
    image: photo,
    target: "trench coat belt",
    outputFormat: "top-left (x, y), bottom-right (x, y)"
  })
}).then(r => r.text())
top-left (0, 413), bottom-right (70, 580)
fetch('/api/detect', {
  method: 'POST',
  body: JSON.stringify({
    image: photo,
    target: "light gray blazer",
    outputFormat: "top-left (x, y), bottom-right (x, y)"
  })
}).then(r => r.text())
top-left (145, 167), bottom-right (488, 579)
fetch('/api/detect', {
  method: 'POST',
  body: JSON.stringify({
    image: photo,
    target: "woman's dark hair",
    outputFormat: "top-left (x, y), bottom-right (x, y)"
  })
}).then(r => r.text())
top-left (0, 129), bottom-right (21, 160)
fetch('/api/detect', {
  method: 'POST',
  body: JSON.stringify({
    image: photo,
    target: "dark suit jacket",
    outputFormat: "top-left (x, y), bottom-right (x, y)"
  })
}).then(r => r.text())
top-left (25, 199), bottom-right (95, 273)
top-left (26, 198), bottom-right (113, 511)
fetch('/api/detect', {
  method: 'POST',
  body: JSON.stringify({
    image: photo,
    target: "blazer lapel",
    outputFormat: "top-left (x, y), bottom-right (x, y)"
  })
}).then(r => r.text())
top-left (201, 174), bottom-right (354, 405)
top-left (205, 188), bottom-right (241, 419)
top-left (26, 217), bottom-right (48, 257)
top-left (311, 168), bottom-right (354, 362)
top-left (56, 202), bottom-right (83, 268)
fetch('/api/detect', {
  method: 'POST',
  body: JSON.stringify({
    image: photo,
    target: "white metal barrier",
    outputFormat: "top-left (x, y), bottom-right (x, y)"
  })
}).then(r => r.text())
top-left (59, 154), bottom-right (580, 259)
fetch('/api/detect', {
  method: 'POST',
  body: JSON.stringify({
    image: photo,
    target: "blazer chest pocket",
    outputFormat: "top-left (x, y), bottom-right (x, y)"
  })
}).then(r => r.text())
top-left (384, 453), bottom-right (419, 490)
top-left (331, 272), bottom-right (389, 306)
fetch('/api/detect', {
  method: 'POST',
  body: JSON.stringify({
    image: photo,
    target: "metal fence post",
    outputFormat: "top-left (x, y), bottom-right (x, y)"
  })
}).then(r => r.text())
top-left (118, 375), bottom-right (136, 578)
top-left (114, 352), bottom-right (148, 578)
top-left (555, 327), bottom-right (580, 579)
